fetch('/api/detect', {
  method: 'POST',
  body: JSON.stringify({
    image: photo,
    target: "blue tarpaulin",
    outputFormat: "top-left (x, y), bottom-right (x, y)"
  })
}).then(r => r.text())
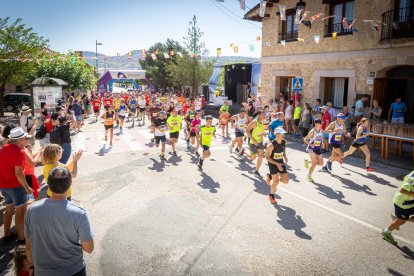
top-left (208, 67), bottom-right (222, 93)
top-left (250, 63), bottom-right (261, 95)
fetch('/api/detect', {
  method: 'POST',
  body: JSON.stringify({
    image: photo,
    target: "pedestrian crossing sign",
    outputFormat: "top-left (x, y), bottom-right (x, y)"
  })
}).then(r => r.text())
top-left (292, 78), bottom-right (303, 93)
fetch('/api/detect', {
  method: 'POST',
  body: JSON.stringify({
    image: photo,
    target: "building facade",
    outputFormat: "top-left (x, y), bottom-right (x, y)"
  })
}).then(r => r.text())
top-left (245, 0), bottom-right (414, 123)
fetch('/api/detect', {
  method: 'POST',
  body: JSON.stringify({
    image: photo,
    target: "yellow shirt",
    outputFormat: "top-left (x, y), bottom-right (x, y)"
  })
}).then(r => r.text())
top-left (114, 98), bottom-right (121, 109)
top-left (44, 162), bottom-right (73, 198)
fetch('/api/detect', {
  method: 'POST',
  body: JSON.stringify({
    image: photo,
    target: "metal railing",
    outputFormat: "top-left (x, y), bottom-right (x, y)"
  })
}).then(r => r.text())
top-left (381, 7), bottom-right (414, 40)
top-left (279, 30), bottom-right (298, 42)
top-left (324, 21), bottom-right (354, 36)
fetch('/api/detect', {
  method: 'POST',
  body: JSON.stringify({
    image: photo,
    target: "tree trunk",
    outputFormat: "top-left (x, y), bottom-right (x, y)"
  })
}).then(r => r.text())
top-left (0, 83), bottom-right (5, 117)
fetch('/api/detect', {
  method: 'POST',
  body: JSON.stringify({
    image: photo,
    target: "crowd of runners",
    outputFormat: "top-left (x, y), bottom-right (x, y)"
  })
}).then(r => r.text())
top-left (0, 89), bottom-right (413, 274)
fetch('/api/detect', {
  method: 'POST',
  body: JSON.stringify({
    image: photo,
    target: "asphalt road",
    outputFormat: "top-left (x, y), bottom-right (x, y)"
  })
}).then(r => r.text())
top-left (1, 115), bottom-right (413, 275)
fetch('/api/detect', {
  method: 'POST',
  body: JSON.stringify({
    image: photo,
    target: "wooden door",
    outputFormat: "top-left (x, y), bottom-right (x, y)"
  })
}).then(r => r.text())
top-left (373, 78), bottom-right (388, 120)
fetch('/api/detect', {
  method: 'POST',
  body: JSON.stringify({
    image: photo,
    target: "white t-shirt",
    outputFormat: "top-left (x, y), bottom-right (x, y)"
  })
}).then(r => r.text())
top-left (285, 105), bottom-right (293, 119)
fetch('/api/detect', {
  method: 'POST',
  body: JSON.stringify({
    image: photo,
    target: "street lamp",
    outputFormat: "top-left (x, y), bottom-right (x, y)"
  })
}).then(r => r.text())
top-left (95, 40), bottom-right (103, 76)
top-left (296, 0), bottom-right (311, 28)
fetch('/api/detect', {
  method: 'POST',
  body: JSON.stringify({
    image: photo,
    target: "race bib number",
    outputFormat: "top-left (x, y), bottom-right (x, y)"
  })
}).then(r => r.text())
top-left (190, 115), bottom-right (194, 119)
top-left (120, 110), bottom-right (126, 115)
top-left (106, 118), bottom-right (113, 123)
top-left (159, 125), bottom-right (166, 132)
top-left (313, 140), bottom-right (321, 147)
top-left (171, 122), bottom-right (178, 127)
top-left (152, 113), bottom-right (158, 117)
top-left (335, 134), bottom-right (342, 141)
top-left (204, 131), bottom-right (213, 136)
top-left (238, 124), bottom-right (246, 128)
top-left (273, 152), bottom-right (284, 160)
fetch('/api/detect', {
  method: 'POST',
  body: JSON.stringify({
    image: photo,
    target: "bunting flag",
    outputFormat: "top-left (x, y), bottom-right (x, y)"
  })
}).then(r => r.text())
top-left (239, 0), bottom-right (245, 10)
top-left (169, 50), bottom-right (175, 56)
top-left (294, 9), bottom-right (302, 25)
top-left (371, 23), bottom-right (380, 31)
top-left (332, 32), bottom-right (337, 40)
top-left (309, 13), bottom-right (323, 24)
top-left (216, 48), bottom-right (222, 56)
top-left (322, 15), bottom-right (335, 21)
top-left (141, 49), bottom-right (147, 61)
top-left (151, 53), bottom-right (157, 60)
top-left (314, 35), bottom-right (320, 44)
top-left (342, 18), bottom-right (349, 29)
top-left (297, 38), bottom-right (305, 42)
top-left (279, 5), bottom-right (286, 21)
top-left (155, 49), bottom-right (159, 55)
top-left (347, 19), bottom-right (357, 29)
top-left (298, 11), bottom-right (309, 24)
top-left (249, 44), bottom-right (254, 52)
top-left (177, 52), bottom-right (183, 57)
top-left (280, 40), bottom-right (286, 46)
top-left (128, 51), bottom-right (132, 60)
top-left (232, 45), bottom-right (239, 54)
top-left (202, 49), bottom-right (210, 56)
top-left (163, 53), bottom-right (170, 59)
top-left (256, 36), bottom-right (261, 41)
top-left (259, 0), bottom-right (267, 17)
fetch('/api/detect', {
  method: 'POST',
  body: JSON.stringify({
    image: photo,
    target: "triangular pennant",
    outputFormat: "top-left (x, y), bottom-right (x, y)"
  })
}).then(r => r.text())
top-left (256, 36), bottom-right (261, 41)
top-left (314, 35), bottom-right (320, 44)
top-left (332, 32), bottom-right (337, 40)
top-left (163, 53), bottom-right (170, 59)
top-left (249, 44), bottom-right (254, 52)
top-left (280, 40), bottom-right (286, 46)
top-left (239, 0), bottom-right (245, 10)
top-left (216, 48), bottom-right (222, 56)
top-left (151, 53), bottom-right (157, 60)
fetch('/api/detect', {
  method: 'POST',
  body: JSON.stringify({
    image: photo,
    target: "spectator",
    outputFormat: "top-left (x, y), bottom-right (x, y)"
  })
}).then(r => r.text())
top-left (343, 106), bottom-right (353, 133)
top-left (300, 103), bottom-right (312, 137)
top-left (311, 99), bottom-right (322, 122)
top-left (354, 94), bottom-right (369, 123)
top-left (268, 112), bottom-right (285, 141)
top-left (293, 101), bottom-right (302, 137)
top-left (0, 127), bottom-right (33, 245)
top-left (72, 99), bottom-right (83, 132)
top-left (284, 100), bottom-right (293, 134)
top-left (50, 115), bottom-right (73, 164)
top-left (1, 124), bottom-right (16, 147)
top-left (19, 106), bottom-right (37, 145)
top-left (326, 102), bottom-right (336, 121)
top-left (388, 97), bottom-right (407, 124)
top-left (370, 99), bottom-right (383, 122)
top-left (321, 106), bottom-right (331, 151)
top-left (24, 167), bottom-right (94, 276)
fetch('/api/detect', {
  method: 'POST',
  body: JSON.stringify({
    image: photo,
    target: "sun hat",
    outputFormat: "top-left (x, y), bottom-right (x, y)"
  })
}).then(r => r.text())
top-left (21, 106), bottom-right (32, 113)
top-left (274, 127), bottom-right (287, 135)
top-left (8, 127), bottom-right (30, 139)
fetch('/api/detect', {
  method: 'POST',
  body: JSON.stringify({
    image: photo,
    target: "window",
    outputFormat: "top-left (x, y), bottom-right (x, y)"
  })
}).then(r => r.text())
top-left (281, 9), bottom-right (299, 41)
top-left (325, 0), bottom-right (355, 35)
top-left (323, 78), bottom-right (348, 108)
top-left (395, 0), bottom-right (414, 21)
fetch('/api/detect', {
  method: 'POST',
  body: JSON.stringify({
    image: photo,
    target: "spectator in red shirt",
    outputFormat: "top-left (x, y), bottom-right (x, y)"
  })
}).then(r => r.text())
top-left (321, 106), bottom-right (331, 151)
top-left (0, 127), bottom-right (33, 245)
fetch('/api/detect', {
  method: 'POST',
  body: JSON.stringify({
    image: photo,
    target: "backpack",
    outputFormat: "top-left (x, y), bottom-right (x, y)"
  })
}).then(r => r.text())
top-left (35, 124), bottom-right (47, 140)
top-left (49, 126), bottom-right (62, 145)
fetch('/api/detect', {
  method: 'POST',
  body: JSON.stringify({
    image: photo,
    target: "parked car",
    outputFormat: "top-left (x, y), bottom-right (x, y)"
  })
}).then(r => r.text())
top-left (3, 93), bottom-right (31, 112)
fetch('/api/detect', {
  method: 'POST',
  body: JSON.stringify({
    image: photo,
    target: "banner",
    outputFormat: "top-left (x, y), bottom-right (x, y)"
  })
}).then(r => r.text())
top-left (259, 0), bottom-right (267, 17)
top-left (279, 5), bottom-right (286, 21)
top-left (250, 63), bottom-right (262, 95)
top-left (208, 67), bottom-right (222, 93)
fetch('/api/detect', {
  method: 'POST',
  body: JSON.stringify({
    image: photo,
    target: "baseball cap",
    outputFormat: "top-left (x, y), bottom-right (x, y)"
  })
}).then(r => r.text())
top-left (337, 113), bottom-right (346, 120)
top-left (321, 105), bottom-right (328, 110)
top-left (205, 115), bottom-right (213, 120)
top-left (274, 127), bottom-right (287, 135)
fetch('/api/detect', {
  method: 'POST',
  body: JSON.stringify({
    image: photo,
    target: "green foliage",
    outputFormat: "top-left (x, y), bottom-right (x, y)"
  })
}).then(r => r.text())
top-left (31, 51), bottom-right (96, 90)
top-left (0, 17), bottom-right (48, 116)
top-left (139, 39), bottom-right (185, 89)
top-left (183, 15), bottom-right (205, 58)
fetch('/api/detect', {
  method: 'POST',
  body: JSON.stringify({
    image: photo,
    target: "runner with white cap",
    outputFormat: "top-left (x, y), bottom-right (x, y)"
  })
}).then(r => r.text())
top-left (265, 127), bottom-right (289, 204)
top-left (303, 119), bottom-right (324, 182)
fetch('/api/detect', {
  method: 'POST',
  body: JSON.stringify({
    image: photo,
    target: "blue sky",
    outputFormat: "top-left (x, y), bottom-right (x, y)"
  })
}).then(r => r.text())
top-left (1, 0), bottom-right (262, 57)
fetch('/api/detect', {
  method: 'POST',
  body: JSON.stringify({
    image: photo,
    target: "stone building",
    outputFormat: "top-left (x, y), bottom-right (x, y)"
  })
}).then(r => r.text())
top-left (244, 0), bottom-right (414, 123)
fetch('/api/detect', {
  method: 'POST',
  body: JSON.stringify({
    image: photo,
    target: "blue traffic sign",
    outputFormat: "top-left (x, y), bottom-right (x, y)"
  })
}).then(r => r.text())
top-left (292, 78), bottom-right (303, 93)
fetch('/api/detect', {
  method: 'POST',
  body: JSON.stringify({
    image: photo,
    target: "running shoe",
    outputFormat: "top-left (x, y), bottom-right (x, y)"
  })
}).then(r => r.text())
top-left (229, 145), bottom-right (233, 153)
top-left (195, 152), bottom-right (200, 156)
top-left (151, 138), bottom-right (155, 143)
top-left (304, 159), bottom-right (309, 169)
top-left (381, 231), bottom-right (397, 245)
top-left (197, 163), bottom-right (203, 171)
top-left (391, 214), bottom-right (400, 230)
top-left (254, 171), bottom-right (262, 178)
top-left (366, 167), bottom-right (375, 172)
top-left (268, 194), bottom-right (277, 204)
top-left (173, 151), bottom-right (177, 156)
top-left (239, 148), bottom-right (245, 156)
top-left (320, 166), bottom-right (330, 174)
top-left (266, 174), bottom-right (271, 185)
top-left (306, 175), bottom-right (314, 183)
top-left (326, 162), bottom-right (333, 173)
top-left (187, 144), bottom-right (191, 150)
top-left (160, 154), bottom-right (166, 160)
top-left (338, 158), bottom-right (343, 165)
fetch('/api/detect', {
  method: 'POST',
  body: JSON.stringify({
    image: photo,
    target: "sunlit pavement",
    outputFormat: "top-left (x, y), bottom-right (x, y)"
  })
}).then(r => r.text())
top-left (2, 115), bottom-right (414, 275)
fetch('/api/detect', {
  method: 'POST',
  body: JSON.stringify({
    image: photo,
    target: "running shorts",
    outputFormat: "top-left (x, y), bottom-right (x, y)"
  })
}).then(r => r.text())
top-left (268, 163), bottom-right (287, 175)
top-left (104, 125), bottom-right (114, 130)
top-left (351, 142), bottom-right (365, 148)
top-left (331, 144), bottom-right (342, 149)
top-left (190, 131), bottom-right (197, 137)
top-left (394, 204), bottom-right (414, 220)
top-left (249, 142), bottom-right (264, 154)
top-left (294, 119), bottom-right (300, 126)
top-left (202, 145), bottom-right (210, 152)
top-left (139, 107), bottom-right (146, 113)
top-left (93, 109), bottom-right (99, 113)
top-left (118, 115), bottom-right (125, 120)
top-left (170, 132), bottom-right (179, 139)
top-left (309, 149), bottom-right (322, 155)
top-left (235, 131), bottom-right (244, 138)
top-left (155, 135), bottom-right (167, 144)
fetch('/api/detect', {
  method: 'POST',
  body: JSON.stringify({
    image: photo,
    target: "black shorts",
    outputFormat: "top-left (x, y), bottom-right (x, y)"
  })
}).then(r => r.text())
top-left (190, 131), bottom-right (197, 137)
top-left (93, 109), bottom-right (99, 113)
top-left (202, 145), bottom-right (210, 152)
top-left (294, 119), bottom-right (300, 126)
top-left (309, 149), bottom-right (322, 155)
top-left (105, 125), bottom-right (114, 130)
top-left (394, 204), bottom-right (414, 220)
top-left (269, 163), bottom-right (287, 175)
top-left (249, 142), bottom-right (264, 154)
top-left (331, 144), bottom-right (342, 149)
top-left (170, 132), bottom-right (179, 139)
top-left (352, 142), bottom-right (365, 148)
top-left (155, 135), bottom-right (166, 144)
top-left (139, 107), bottom-right (146, 113)
top-left (235, 131), bottom-right (244, 138)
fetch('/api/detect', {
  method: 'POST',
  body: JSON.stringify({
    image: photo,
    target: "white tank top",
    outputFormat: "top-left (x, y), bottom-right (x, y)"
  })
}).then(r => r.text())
top-left (329, 121), bottom-right (344, 143)
top-left (235, 114), bottom-right (248, 130)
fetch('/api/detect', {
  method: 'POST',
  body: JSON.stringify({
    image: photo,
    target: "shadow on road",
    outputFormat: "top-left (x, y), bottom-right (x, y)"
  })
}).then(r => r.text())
top-left (274, 204), bottom-right (312, 240)
top-left (149, 158), bottom-right (167, 172)
top-left (332, 175), bottom-right (377, 196)
top-left (397, 245), bottom-right (414, 261)
top-left (313, 182), bottom-right (352, 205)
top-left (342, 167), bottom-right (397, 188)
top-left (197, 172), bottom-right (220, 193)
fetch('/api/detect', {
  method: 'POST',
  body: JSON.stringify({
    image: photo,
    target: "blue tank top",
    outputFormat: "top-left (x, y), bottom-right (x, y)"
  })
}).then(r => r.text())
top-left (355, 127), bottom-right (367, 143)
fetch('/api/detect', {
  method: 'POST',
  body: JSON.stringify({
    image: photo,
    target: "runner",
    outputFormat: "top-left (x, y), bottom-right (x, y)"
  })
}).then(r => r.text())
top-left (128, 95), bottom-right (138, 127)
top-left (342, 117), bottom-right (374, 172)
top-left (154, 111), bottom-right (168, 160)
top-left (138, 94), bottom-right (147, 126)
top-left (91, 97), bottom-right (101, 122)
top-left (219, 108), bottom-right (230, 137)
top-left (381, 170), bottom-right (414, 245)
top-left (303, 119), bottom-right (324, 182)
top-left (117, 99), bottom-right (127, 134)
top-left (113, 94), bottom-right (121, 125)
top-left (246, 111), bottom-right (266, 178)
top-left (101, 106), bottom-right (117, 146)
top-left (148, 101), bottom-right (162, 143)
top-left (197, 115), bottom-right (216, 171)
top-left (321, 113), bottom-right (350, 174)
top-left (166, 108), bottom-right (182, 156)
top-left (190, 112), bottom-right (202, 155)
top-left (229, 108), bottom-right (248, 156)
top-left (268, 112), bottom-right (285, 142)
top-left (103, 93), bottom-right (113, 110)
top-left (184, 105), bottom-right (197, 149)
top-left (265, 127), bottom-right (289, 204)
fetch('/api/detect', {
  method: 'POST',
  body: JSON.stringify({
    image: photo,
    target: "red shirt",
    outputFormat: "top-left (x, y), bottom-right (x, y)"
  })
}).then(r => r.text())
top-left (322, 112), bottom-right (331, 130)
top-left (45, 119), bottom-right (53, 133)
top-left (122, 94), bottom-right (130, 103)
top-left (0, 144), bottom-right (25, 188)
top-left (104, 97), bottom-right (113, 107)
top-left (201, 98), bottom-right (206, 108)
top-left (92, 99), bottom-right (101, 109)
top-left (182, 104), bottom-right (190, 115)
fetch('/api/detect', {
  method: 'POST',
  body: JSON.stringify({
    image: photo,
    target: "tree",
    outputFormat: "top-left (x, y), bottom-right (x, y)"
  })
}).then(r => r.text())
top-left (31, 51), bottom-right (96, 91)
top-left (139, 39), bottom-right (185, 89)
top-left (0, 17), bottom-right (48, 116)
top-left (183, 15), bottom-right (205, 96)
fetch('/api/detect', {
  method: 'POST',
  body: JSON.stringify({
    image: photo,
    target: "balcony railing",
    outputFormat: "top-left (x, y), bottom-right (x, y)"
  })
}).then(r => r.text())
top-left (381, 7), bottom-right (414, 40)
top-left (324, 21), bottom-right (354, 37)
top-left (279, 30), bottom-right (298, 42)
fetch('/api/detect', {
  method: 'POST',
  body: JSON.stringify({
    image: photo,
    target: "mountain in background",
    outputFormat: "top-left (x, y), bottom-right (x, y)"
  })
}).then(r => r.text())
top-left (82, 51), bottom-right (259, 72)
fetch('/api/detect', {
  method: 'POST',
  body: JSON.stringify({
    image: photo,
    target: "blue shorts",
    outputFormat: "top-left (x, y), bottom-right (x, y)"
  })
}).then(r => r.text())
top-left (0, 186), bottom-right (27, 207)
top-left (155, 135), bottom-right (166, 144)
top-left (323, 133), bottom-right (329, 139)
top-left (75, 115), bottom-right (82, 122)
